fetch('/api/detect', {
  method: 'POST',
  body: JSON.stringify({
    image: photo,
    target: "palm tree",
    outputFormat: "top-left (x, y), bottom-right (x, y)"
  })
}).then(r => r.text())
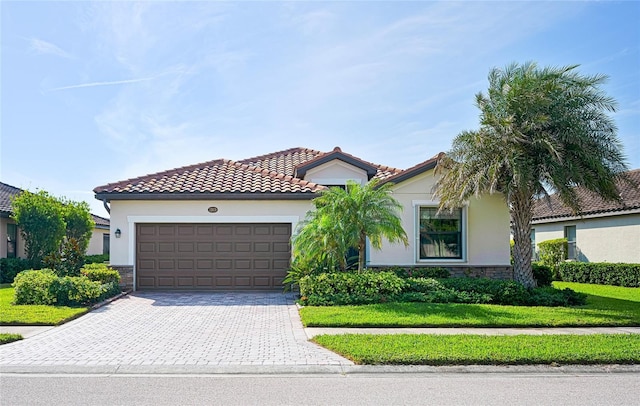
top-left (293, 179), bottom-right (409, 272)
top-left (435, 62), bottom-right (629, 288)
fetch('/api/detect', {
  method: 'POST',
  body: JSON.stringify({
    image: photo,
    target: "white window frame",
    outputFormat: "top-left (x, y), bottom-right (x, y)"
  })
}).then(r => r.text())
top-left (413, 200), bottom-right (467, 263)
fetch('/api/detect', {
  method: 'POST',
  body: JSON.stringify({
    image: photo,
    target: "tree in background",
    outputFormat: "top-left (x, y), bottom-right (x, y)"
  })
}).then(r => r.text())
top-left (435, 62), bottom-right (629, 288)
top-left (11, 191), bottom-right (95, 274)
top-left (293, 179), bottom-right (408, 273)
top-left (62, 199), bottom-right (95, 253)
top-left (11, 191), bottom-right (66, 268)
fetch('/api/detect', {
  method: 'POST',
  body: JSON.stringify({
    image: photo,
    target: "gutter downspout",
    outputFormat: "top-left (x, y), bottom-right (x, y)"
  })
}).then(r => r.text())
top-left (101, 197), bottom-right (111, 214)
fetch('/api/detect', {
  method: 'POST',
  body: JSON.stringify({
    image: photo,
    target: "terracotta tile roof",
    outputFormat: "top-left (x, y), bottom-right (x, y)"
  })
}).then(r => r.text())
top-left (532, 169), bottom-right (640, 221)
top-left (92, 214), bottom-right (110, 227)
top-left (239, 147), bottom-right (324, 176)
top-left (94, 147), bottom-right (405, 199)
top-left (94, 158), bottom-right (326, 196)
top-left (0, 182), bottom-right (22, 215)
top-left (378, 153), bottom-right (442, 186)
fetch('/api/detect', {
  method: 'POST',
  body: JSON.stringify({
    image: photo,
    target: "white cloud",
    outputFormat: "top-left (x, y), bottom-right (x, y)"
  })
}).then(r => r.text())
top-left (28, 37), bottom-right (73, 59)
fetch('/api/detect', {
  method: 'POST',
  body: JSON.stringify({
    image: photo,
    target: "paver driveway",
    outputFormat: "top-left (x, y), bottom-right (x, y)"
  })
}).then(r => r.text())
top-left (0, 292), bottom-right (351, 368)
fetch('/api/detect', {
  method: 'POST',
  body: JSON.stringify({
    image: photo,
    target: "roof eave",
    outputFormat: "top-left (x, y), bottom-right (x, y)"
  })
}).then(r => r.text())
top-left (532, 207), bottom-right (640, 224)
top-left (378, 160), bottom-right (438, 187)
top-left (94, 192), bottom-right (319, 202)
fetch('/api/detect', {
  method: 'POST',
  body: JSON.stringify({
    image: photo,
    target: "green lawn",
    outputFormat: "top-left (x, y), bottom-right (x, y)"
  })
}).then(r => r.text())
top-left (0, 333), bottom-right (23, 345)
top-left (300, 282), bottom-right (640, 328)
top-left (0, 286), bottom-right (89, 325)
top-left (312, 334), bottom-right (640, 365)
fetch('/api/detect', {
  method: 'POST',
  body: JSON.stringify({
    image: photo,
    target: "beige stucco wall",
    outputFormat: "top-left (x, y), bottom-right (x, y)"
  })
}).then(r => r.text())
top-left (304, 161), bottom-right (368, 185)
top-left (533, 213), bottom-right (640, 263)
top-left (368, 170), bottom-right (511, 267)
top-left (0, 217), bottom-right (26, 259)
top-left (107, 199), bottom-right (315, 265)
top-left (86, 227), bottom-right (109, 256)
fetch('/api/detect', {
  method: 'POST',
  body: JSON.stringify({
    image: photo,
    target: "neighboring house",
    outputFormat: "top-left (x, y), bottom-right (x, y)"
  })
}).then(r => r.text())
top-left (531, 169), bottom-right (640, 263)
top-left (87, 214), bottom-right (110, 256)
top-left (94, 147), bottom-right (511, 291)
top-left (0, 181), bottom-right (110, 259)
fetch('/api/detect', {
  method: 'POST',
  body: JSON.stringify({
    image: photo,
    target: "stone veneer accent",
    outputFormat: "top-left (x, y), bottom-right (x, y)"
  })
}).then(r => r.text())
top-left (109, 265), bottom-right (134, 291)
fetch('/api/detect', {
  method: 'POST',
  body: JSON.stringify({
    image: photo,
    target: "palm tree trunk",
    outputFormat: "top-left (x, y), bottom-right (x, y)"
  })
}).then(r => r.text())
top-left (358, 232), bottom-right (367, 273)
top-left (510, 191), bottom-right (536, 288)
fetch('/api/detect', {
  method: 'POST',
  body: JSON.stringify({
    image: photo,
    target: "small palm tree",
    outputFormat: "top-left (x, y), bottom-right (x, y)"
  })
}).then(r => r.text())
top-left (435, 62), bottom-right (629, 288)
top-left (293, 179), bottom-right (409, 272)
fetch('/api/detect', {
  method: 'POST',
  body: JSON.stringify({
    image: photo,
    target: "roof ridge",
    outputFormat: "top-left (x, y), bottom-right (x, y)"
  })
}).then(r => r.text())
top-left (238, 147), bottom-right (323, 164)
top-left (227, 160), bottom-right (325, 190)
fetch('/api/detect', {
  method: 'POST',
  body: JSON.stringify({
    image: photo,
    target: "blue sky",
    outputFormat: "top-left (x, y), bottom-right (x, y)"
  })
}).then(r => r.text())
top-left (1, 1), bottom-right (639, 218)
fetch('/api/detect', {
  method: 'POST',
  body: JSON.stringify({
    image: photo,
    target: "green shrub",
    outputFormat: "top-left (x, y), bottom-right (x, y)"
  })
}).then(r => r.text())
top-left (375, 266), bottom-right (450, 279)
top-left (51, 276), bottom-right (106, 306)
top-left (526, 287), bottom-right (587, 307)
top-left (532, 263), bottom-right (553, 287)
top-left (299, 271), bottom-right (406, 305)
top-left (439, 278), bottom-right (530, 306)
top-left (12, 268), bottom-right (120, 306)
top-left (537, 238), bottom-right (567, 278)
top-left (558, 262), bottom-right (640, 287)
top-left (84, 254), bottom-right (109, 264)
top-left (0, 257), bottom-right (32, 284)
top-left (12, 269), bottom-right (58, 305)
top-left (81, 263), bottom-right (121, 284)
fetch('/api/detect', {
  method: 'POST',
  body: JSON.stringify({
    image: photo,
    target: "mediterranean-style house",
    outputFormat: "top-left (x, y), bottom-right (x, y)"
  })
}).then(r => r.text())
top-left (94, 147), bottom-right (511, 291)
top-left (531, 169), bottom-right (640, 263)
top-left (0, 182), bottom-right (110, 259)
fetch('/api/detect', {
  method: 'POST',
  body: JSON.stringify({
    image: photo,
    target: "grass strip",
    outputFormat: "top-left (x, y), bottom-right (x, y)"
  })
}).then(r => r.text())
top-left (312, 333), bottom-right (640, 365)
top-left (0, 287), bottom-right (88, 325)
top-left (0, 333), bottom-right (23, 345)
top-left (300, 283), bottom-right (640, 328)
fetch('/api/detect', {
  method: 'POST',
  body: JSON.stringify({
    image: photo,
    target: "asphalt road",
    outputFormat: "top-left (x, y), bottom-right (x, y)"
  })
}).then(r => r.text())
top-left (1, 372), bottom-right (639, 406)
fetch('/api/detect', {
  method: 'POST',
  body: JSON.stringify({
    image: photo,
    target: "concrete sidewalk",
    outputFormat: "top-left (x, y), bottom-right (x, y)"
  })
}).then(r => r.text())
top-left (3, 325), bottom-right (639, 339)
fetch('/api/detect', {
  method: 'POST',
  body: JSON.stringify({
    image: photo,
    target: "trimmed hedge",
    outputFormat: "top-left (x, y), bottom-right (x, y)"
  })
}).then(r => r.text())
top-left (84, 254), bottom-right (109, 264)
top-left (12, 269), bottom-right (120, 306)
top-left (298, 272), bottom-right (586, 307)
top-left (373, 266), bottom-right (451, 279)
top-left (299, 271), bottom-right (406, 306)
top-left (532, 263), bottom-right (553, 287)
top-left (81, 263), bottom-right (120, 284)
top-left (558, 262), bottom-right (640, 287)
top-left (0, 257), bottom-right (32, 284)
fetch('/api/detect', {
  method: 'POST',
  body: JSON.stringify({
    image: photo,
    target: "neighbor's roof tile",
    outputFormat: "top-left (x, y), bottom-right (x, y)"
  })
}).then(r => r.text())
top-left (532, 169), bottom-right (640, 220)
top-left (0, 182), bottom-right (22, 214)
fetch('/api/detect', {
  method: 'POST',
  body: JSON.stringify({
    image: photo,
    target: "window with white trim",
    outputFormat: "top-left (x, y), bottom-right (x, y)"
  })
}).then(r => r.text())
top-left (418, 207), bottom-right (463, 260)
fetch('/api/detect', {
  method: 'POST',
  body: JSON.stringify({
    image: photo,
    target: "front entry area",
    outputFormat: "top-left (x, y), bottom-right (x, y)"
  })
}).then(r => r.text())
top-left (136, 223), bottom-right (291, 290)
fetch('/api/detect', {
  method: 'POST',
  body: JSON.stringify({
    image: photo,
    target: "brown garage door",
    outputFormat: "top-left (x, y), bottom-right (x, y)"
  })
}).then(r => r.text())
top-left (136, 223), bottom-right (291, 290)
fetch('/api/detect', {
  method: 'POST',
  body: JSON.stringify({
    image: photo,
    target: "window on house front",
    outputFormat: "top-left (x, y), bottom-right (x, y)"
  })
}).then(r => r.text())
top-left (103, 233), bottom-right (110, 255)
top-left (7, 223), bottom-right (17, 258)
top-left (564, 225), bottom-right (576, 260)
top-left (419, 207), bottom-right (463, 259)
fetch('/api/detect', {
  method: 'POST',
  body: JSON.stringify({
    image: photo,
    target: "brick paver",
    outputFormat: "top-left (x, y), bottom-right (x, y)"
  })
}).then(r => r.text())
top-left (0, 292), bottom-right (352, 367)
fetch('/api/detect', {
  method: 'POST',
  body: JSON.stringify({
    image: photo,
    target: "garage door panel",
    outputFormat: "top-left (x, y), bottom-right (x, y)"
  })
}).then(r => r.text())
top-left (137, 223), bottom-right (291, 290)
top-left (254, 259), bottom-right (270, 269)
top-left (234, 259), bottom-right (251, 269)
top-left (178, 243), bottom-right (194, 252)
top-left (235, 242), bottom-right (251, 252)
top-left (197, 242), bottom-right (213, 252)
